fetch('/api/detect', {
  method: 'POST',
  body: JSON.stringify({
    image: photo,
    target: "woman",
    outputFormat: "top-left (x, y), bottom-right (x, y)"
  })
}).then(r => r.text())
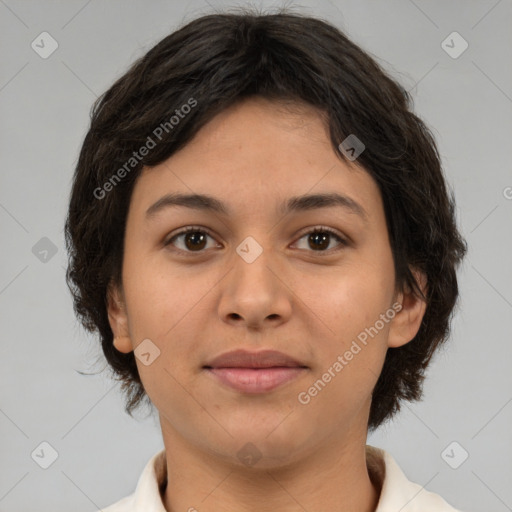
top-left (65, 8), bottom-right (467, 511)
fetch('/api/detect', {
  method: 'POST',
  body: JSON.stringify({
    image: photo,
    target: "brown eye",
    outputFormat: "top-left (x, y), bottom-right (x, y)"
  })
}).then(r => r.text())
top-left (183, 231), bottom-right (208, 251)
top-left (165, 227), bottom-right (217, 253)
top-left (164, 225), bottom-right (347, 255)
top-left (308, 231), bottom-right (330, 250)
top-left (295, 227), bottom-right (347, 253)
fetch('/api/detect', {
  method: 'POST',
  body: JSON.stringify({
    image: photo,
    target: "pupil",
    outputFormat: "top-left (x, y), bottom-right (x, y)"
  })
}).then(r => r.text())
top-left (310, 232), bottom-right (329, 250)
top-left (186, 232), bottom-right (206, 250)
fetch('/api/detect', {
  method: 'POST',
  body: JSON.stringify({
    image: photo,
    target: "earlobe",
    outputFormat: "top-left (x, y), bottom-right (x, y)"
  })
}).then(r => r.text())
top-left (387, 269), bottom-right (428, 349)
top-left (113, 335), bottom-right (133, 353)
top-left (106, 280), bottom-right (133, 354)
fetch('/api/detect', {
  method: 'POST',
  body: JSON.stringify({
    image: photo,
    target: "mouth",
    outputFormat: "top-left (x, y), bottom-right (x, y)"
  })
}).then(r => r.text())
top-left (203, 349), bottom-right (308, 394)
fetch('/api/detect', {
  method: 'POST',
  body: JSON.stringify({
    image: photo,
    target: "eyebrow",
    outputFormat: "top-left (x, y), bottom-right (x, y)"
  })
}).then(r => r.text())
top-left (145, 192), bottom-right (368, 221)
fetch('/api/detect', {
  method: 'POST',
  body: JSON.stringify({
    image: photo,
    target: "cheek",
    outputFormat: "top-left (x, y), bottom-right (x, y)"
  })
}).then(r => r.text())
top-left (298, 256), bottom-right (394, 385)
top-left (306, 263), bottom-right (393, 336)
top-left (123, 248), bottom-right (199, 335)
top-left (123, 266), bottom-right (215, 384)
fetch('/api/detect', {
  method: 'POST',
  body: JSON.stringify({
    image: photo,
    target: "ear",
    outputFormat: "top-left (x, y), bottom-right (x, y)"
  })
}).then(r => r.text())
top-left (387, 268), bottom-right (428, 349)
top-left (106, 280), bottom-right (133, 354)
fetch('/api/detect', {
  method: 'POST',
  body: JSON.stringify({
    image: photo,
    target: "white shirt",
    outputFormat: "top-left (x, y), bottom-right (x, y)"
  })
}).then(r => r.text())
top-left (100, 445), bottom-right (463, 511)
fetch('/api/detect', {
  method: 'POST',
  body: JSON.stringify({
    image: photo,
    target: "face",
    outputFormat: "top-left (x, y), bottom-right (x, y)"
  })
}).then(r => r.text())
top-left (107, 97), bottom-right (426, 469)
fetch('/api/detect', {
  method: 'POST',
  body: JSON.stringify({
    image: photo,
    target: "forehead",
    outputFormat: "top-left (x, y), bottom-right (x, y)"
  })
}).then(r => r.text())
top-left (130, 97), bottom-right (383, 222)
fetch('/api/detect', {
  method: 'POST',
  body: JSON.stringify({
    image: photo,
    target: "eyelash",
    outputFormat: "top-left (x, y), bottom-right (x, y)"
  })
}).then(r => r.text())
top-left (164, 225), bottom-right (348, 256)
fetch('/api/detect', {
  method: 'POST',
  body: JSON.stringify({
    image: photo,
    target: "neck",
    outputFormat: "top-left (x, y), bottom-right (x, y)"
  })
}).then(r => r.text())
top-left (160, 425), bottom-right (381, 512)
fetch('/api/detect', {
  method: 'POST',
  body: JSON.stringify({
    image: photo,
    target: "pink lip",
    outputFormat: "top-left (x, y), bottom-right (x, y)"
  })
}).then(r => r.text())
top-left (204, 349), bottom-right (305, 369)
top-left (206, 367), bottom-right (307, 393)
top-left (203, 349), bottom-right (308, 393)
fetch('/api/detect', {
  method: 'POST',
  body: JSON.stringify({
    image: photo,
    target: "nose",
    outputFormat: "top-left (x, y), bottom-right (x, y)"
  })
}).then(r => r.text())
top-left (217, 240), bottom-right (293, 330)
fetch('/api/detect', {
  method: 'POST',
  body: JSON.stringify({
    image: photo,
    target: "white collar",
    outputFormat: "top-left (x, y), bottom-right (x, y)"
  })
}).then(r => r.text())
top-left (103, 445), bottom-right (461, 511)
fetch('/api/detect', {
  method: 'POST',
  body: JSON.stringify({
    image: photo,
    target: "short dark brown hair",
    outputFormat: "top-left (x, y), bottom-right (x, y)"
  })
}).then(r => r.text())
top-left (64, 7), bottom-right (467, 432)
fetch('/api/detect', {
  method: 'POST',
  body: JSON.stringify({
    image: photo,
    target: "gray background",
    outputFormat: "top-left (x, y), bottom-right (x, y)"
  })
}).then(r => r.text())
top-left (1, 0), bottom-right (511, 511)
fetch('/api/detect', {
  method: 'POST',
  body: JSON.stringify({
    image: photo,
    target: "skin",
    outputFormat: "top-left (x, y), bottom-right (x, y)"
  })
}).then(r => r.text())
top-left (107, 96), bottom-right (427, 512)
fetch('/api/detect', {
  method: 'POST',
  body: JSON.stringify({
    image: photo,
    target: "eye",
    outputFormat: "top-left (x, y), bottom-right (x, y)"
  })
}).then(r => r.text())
top-left (164, 226), bottom-right (218, 253)
top-left (293, 226), bottom-right (348, 253)
top-left (164, 225), bottom-right (348, 255)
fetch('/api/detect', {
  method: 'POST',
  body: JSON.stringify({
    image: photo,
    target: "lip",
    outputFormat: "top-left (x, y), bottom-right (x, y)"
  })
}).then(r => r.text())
top-left (203, 349), bottom-right (308, 394)
top-left (204, 348), bottom-right (306, 369)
